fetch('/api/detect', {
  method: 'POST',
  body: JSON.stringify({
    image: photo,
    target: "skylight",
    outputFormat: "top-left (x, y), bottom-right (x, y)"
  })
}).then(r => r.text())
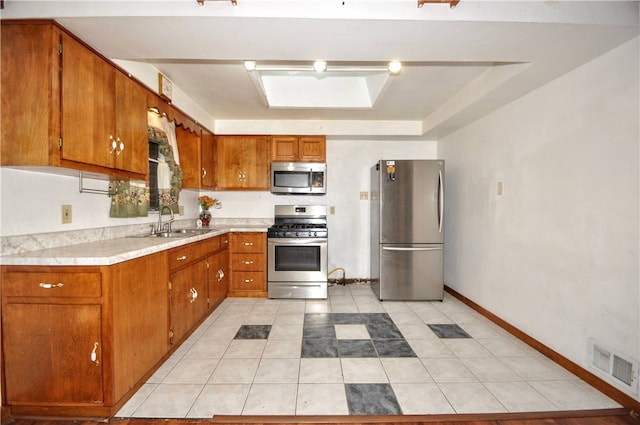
top-left (246, 68), bottom-right (394, 110)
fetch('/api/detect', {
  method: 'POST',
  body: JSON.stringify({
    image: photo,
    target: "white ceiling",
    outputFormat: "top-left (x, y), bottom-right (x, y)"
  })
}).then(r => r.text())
top-left (2, 1), bottom-right (638, 138)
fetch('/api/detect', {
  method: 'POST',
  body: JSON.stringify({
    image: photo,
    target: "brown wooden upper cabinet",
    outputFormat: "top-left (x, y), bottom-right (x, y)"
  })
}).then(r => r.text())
top-left (200, 128), bottom-right (217, 189)
top-left (1, 22), bottom-right (148, 179)
top-left (271, 135), bottom-right (326, 162)
top-left (215, 135), bottom-right (270, 190)
top-left (175, 125), bottom-right (202, 189)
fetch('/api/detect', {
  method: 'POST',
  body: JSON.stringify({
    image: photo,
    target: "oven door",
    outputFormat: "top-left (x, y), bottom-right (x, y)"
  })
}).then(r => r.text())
top-left (268, 237), bottom-right (328, 299)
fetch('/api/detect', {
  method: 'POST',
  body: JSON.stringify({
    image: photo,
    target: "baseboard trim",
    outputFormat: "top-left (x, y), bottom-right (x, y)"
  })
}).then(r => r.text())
top-left (444, 285), bottom-right (640, 413)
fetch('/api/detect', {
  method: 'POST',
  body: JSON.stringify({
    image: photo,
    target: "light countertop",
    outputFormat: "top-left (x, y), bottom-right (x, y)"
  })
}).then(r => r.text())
top-left (0, 225), bottom-right (268, 267)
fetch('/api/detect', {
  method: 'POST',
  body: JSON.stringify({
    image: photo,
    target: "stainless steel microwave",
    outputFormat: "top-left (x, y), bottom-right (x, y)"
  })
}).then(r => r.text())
top-left (270, 162), bottom-right (327, 195)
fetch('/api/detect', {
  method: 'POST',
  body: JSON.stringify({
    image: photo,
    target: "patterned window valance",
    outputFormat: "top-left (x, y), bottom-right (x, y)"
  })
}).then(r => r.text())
top-left (108, 126), bottom-right (182, 218)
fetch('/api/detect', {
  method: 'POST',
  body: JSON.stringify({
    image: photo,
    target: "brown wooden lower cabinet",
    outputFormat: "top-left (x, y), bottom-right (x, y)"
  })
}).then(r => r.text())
top-left (1, 253), bottom-right (169, 417)
top-left (228, 232), bottom-right (267, 297)
top-left (0, 233), bottom-right (234, 418)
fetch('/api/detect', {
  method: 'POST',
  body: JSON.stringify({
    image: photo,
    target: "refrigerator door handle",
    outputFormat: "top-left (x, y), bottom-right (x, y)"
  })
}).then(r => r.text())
top-left (438, 169), bottom-right (444, 233)
top-left (382, 246), bottom-right (443, 251)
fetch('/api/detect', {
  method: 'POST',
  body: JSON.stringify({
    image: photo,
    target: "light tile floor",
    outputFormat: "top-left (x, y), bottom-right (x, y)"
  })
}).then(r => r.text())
top-left (117, 284), bottom-right (620, 418)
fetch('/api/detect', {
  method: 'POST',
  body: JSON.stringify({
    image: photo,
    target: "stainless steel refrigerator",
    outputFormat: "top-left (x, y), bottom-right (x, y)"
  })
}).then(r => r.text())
top-left (370, 159), bottom-right (444, 300)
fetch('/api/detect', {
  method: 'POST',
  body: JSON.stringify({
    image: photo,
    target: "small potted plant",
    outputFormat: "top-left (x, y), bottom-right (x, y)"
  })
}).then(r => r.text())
top-left (198, 195), bottom-right (221, 226)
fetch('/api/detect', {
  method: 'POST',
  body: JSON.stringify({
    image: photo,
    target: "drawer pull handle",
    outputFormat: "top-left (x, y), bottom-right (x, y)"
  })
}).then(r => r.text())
top-left (217, 269), bottom-right (225, 281)
top-left (190, 287), bottom-right (198, 302)
top-left (243, 242), bottom-right (254, 246)
top-left (242, 260), bottom-right (254, 265)
top-left (39, 283), bottom-right (64, 289)
top-left (90, 342), bottom-right (100, 366)
top-left (243, 279), bottom-right (254, 283)
top-left (176, 255), bottom-right (188, 261)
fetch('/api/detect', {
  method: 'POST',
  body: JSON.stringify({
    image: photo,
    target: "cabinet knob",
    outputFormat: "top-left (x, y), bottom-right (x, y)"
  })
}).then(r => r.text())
top-left (116, 137), bottom-right (124, 156)
top-left (109, 135), bottom-right (117, 154)
top-left (217, 269), bottom-right (224, 281)
top-left (39, 282), bottom-right (64, 289)
top-left (202, 168), bottom-right (207, 178)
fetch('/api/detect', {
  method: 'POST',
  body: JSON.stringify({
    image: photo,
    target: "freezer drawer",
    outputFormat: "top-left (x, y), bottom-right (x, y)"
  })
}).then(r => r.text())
top-left (377, 244), bottom-right (443, 301)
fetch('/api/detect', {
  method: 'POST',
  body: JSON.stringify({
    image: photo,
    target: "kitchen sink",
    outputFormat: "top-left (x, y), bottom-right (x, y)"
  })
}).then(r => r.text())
top-left (128, 228), bottom-right (213, 238)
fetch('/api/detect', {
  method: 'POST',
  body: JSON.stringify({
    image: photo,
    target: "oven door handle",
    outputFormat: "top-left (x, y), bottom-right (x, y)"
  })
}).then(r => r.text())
top-left (268, 238), bottom-right (327, 245)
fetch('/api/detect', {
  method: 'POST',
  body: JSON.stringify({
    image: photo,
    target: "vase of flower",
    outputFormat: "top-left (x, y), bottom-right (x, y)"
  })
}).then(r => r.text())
top-left (198, 195), bottom-right (221, 227)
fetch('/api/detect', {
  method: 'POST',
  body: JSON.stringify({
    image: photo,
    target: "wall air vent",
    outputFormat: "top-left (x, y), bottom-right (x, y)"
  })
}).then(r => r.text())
top-left (588, 338), bottom-right (638, 395)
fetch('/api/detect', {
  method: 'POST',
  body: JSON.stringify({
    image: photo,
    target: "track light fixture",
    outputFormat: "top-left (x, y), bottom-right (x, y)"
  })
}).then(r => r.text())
top-left (387, 60), bottom-right (402, 75)
top-left (417, 0), bottom-right (459, 8)
top-left (313, 60), bottom-right (327, 72)
top-left (242, 60), bottom-right (402, 76)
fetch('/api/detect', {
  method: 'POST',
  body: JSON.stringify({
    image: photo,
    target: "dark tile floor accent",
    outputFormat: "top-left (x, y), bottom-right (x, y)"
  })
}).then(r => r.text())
top-left (366, 322), bottom-right (404, 339)
top-left (373, 338), bottom-right (416, 357)
top-left (301, 338), bottom-right (339, 358)
top-left (234, 324), bottom-right (272, 339)
top-left (345, 383), bottom-right (403, 415)
top-left (338, 339), bottom-right (378, 357)
top-left (300, 313), bottom-right (415, 358)
top-left (428, 323), bottom-right (472, 338)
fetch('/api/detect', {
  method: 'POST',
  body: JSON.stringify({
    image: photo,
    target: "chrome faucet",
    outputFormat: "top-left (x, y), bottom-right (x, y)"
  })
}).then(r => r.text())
top-left (156, 205), bottom-right (175, 233)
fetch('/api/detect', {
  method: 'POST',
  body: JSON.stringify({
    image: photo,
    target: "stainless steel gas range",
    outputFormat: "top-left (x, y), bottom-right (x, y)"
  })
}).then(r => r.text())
top-left (267, 205), bottom-right (328, 299)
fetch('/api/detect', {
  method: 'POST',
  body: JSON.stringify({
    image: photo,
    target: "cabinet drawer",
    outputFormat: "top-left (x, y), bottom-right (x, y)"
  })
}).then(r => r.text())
top-left (231, 272), bottom-right (265, 291)
top-left (193, 236), bottom-right (221, 258)
top-left (230, 233), bottom-right (265, 254)
top-left (2, 271), bottom-right (102, 298)
top-left (168, 244), bottom-right (195, 270)
top-left (230, 253), bottom-right (265, 271)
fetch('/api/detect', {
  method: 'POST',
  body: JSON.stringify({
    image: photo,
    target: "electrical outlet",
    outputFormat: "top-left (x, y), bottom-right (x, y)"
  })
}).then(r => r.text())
top-left (497, 181), bottom-right (504, 196)
top-left (360, 191), bottom-right (369, 200)
top-left (61, 205), bottom-right (72, 224)
top-left (179, 205), bottom-right (184, 215)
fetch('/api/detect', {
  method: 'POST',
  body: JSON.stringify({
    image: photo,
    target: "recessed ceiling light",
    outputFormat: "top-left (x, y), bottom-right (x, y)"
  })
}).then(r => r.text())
top-left (388, 60), bottom-right (402, 75)
top-left (313, 60), bottom-right (327, 72)
top-left (243, 60), bottom-right (257, 71)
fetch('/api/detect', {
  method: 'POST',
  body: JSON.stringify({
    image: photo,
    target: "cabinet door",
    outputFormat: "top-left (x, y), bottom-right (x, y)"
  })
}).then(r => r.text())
top-left (216, 135), bottom-right (269, 190)
top-left (207, 248), bottom-right (229, 311)
top-left (271, 136), bottom-right (298, 162)
top-left (1, 23), bottom-right (60, 167)
top-left (201, 128), bottom-right (216, 189)
top-left (241, 136), bottom-right (270, 190)
top-left (114, 71), bottom-right (148, 175)
top-left (215, 135), bottom-right (245, 189)
top-left (61, 32), bottom-right (116, 169)
top-left (170, 259), bottom-right (208, 343)
top-left (3, 303), bottom-right (103, 404)
top-left (177, 126), bottom-right (202, 189)
top-left (298, 136), bottom-right (326, 162)
top-left (111, 252), bottom-right (169, 401)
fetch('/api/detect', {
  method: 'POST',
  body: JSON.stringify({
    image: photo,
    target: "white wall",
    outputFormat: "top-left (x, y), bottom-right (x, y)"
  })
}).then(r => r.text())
top-left (0, 140), bottom-right (437, 279)
top-left (439, 37), bottom-right (639, 397)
